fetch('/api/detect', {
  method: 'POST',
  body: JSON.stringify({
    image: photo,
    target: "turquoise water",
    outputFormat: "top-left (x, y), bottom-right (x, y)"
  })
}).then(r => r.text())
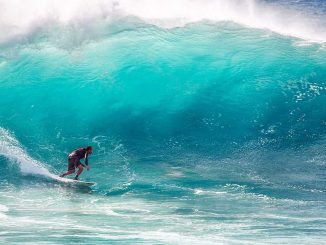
top-left (1, 0), bottom-right (326, 244)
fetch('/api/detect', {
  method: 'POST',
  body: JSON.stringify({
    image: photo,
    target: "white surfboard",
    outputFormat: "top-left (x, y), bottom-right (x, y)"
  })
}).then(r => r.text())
top-left (54, 176), bottom-right (96, 187)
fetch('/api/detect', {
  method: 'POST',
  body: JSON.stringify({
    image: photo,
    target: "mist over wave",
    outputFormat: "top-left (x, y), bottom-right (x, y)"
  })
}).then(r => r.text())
top-left (0, 0), bottom-right (325, 45)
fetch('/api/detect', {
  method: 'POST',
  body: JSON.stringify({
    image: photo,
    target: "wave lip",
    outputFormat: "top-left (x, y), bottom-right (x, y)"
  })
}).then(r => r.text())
top-left (0, 0), bottom-right (325, 45)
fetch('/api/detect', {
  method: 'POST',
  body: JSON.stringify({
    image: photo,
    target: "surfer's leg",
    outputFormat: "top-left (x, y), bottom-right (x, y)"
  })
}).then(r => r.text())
top-left (60, 158), bottom-right (75, 177)
top-left (74, 162), bottom-right (83, 180)
top-left (60, 169), bottom-right (74, 177)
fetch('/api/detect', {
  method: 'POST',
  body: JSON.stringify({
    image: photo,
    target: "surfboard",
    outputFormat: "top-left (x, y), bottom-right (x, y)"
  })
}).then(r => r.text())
top-left (55, 176), bottom-right (96, 187)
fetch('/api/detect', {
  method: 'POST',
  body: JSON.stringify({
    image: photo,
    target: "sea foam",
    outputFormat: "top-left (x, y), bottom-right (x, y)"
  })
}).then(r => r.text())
top-left (0, 127), bottom-right (53, 177)
top-left (0, 0), bottom-right (325, 45)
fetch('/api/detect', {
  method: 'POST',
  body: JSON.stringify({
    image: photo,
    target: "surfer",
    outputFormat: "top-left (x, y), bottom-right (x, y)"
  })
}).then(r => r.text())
top-left (59, 146), bottom-right (93, 180)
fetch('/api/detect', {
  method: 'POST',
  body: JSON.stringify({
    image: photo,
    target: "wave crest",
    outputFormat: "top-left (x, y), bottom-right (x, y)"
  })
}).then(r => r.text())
top-left (0, 0), bottom-right (325, 45)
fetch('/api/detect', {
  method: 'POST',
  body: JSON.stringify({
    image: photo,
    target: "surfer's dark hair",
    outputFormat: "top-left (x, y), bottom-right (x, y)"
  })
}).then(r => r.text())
top-left (86, 146), bottom-right (92, 151)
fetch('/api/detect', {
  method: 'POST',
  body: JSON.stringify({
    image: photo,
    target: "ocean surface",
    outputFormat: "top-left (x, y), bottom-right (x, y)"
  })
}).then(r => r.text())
top-left (0, 0), bottom-right (325, 244)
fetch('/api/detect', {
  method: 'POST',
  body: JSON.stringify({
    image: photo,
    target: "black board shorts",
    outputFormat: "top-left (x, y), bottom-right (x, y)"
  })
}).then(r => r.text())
top-left (68, 157), bottom-right (82, 171)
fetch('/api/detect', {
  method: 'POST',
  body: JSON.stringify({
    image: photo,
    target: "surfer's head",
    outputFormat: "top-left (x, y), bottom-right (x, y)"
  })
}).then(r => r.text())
top-left (86, 146), bottom-right (93, 154)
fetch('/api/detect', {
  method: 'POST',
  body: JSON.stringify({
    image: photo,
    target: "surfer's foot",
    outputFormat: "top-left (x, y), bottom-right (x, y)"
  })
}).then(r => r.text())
top-left (73, 176), bottom-right (78, 180)
top-left (59, 174), bottom-right (65, 177)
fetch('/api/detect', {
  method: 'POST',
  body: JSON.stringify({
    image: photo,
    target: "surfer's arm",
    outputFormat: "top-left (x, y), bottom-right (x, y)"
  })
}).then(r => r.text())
top-left (83, 153), bottom-right (89, 165)
top-left (84, 153), bottom-right (90, 170)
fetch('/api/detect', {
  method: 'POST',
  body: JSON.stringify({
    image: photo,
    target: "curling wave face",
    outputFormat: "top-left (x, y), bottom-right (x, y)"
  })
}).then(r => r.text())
top-left (0, 20), bottom-right (325, 155)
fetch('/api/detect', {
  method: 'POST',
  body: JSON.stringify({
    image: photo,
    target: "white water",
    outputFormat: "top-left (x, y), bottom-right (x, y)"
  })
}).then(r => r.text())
top-left (0, 127), bottom-right (54, 177)
top-left (0, 0), bottom-right (325, 44)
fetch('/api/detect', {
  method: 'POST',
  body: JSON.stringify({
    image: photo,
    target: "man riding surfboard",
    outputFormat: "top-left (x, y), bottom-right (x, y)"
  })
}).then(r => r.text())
top-left (59, 146), bottom-right (93, 180)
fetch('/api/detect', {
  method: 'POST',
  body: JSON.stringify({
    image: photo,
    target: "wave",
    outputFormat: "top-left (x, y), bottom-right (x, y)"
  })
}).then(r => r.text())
top-left (0, 0), bottom-right (325, 45)
top-left (0, 5), bottom-right (325, 193)
top-left (0, 20), bottom-right (325, 155)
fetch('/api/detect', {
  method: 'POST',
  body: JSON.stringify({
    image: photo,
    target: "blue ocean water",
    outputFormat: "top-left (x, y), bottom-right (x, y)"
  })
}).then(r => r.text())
top-left (0, 0), bottom-right (326, 244)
